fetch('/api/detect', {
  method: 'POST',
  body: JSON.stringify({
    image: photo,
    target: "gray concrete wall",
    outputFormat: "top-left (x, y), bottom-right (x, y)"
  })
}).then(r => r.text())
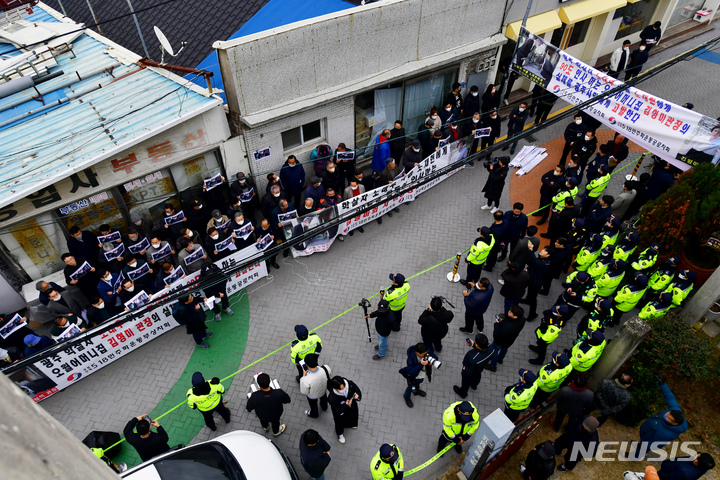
top-left (215, 0), bottom-right (506, 122)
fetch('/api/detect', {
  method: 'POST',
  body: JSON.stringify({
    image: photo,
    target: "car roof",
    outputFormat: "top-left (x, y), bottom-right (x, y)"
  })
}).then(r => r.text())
top-left (121, 430), bottom-right (292, 480)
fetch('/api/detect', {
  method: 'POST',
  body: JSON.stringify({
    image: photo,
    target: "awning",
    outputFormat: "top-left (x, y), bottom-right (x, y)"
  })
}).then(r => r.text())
top-left (505, 10), bottom-right (563, 41)
top-left (626, 0), bottom-right (643, 3)
top-left (559, 0), bottom-right (627, 25)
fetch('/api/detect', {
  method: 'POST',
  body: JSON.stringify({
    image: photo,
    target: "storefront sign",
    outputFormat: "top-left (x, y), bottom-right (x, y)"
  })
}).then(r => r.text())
top-left (513, 26), bottom-right (719, 171)
top-left (20, 245), bottom-right (268, 402)
top-left (0, 114), bottom-right (225, 228)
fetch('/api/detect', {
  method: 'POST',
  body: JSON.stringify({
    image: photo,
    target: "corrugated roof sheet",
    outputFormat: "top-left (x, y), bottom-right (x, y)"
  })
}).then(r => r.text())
top-left (0, 3), bottom-right (221, 209)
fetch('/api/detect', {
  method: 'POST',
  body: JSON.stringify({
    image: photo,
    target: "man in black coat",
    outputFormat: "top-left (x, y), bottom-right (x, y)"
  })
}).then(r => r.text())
top-left (486, 305), bottom-right (525, 372)
top-left (541, 238), bottom-right (570, 295)
top-left (299, 429), bottom-right (331, 480)
top-left (418, 297), bottom-right (454, 356)
top-left (560, 114), bottom-right (586, 166)
top-left (625, 42), bottom-right (650, 81)
top-left (508, 229), bottom-right (539, 272)
top-left (502, 102), bottom-right (529, 155)
top-left (544, 197), bottom-right (579, 243)
top-left (388, 121), bottom-right (406, 164)
top-left (480, 109), bottom-right (502, 158)
top-left (401, 140), bottom-right (423, 173)
top-left (500, 264), bottom-right (530, 313)
top-left (535, 165), bottom-right (565, 224)
top-left (67, 226), bottom-right (100, 264)
top-left (453, 333), bottom-right (493, 399)
top-left (229, 172), bottom-right (260, 221)
top-left (554, 416), bottom-right (600, 471)
top-left (521, 441), bottom-right (556, 480)
top-left (247, 373), bottom-right (291, 437)
top-left (417, 119), bottom-right (433, 158)
top-left (172, 294), bottom-right (212, 349)
top-left (639, 21), bottom-right (662, 52)
top-left (328, 376), bottom-right (362, 442)
top-left (367, 299), bottom-right (400, 360)
top-left (502, 203), bottom-right (528, 260)
top-left (483, 209), bottom-right (509, 271)
top-left (61, 253), bottom-right (98, 301)
top-left (524, 245), bottom-right (552, 321)
top-left (570, 130), bottom-right (598, 167)
top-left (123, 414), bottom-right (170, 462)
top-left (199, 262), bottom-right (233, 322)
top-left (463, 85), bottom-right (480, 119)
top-left (482, 158), bottom-right (509, 213)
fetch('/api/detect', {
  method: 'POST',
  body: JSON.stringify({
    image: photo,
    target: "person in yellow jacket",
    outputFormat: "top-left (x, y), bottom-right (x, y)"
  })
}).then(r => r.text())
top-left (631, 242), bottom-right (661, 274)
top-left (530, 351), bottom-right (572, 408)
top-left (613, 231), bottom-right (640, 262)
top-left (573, 234), bottom-right (603, 272)
top-left (570, 330), bottom-right (606, 372)
top-left (383, 273), bottom-right (411, 326)
top-left (504, 368), bottom-right (539, 423)
top-left (595, 259), bottom-right (626, 297)
top-left (638, 291), bottom-right (674, 321)
top-left (599, 217), bottom-right (622, 250)
top-left (187, 371), bottom-right (231, 431)
top-left (291, 324), bottom-right (323, 382)
top-left (551, 177), bottom-right (579, 213)
top-left (437, 401), bottom-right (480, 454)
top-left (646, 255), bottom-right (679, 300)
top-left (664, 269), bottom-right (696, 307)
top-left (612, 273), bottom-right (648, 325)
top-left (371, 443), bottom-right (404, 480)
top-left (587, 245), bottom-right (615, 281)
top-left (462, 227), bottom-right (495, 286)
top-left (576, 298), bottom-right (614, 339)
top-left (529, 305), bottom-right (569, 366)
top-left (580, 164), bottom-right (611, 217)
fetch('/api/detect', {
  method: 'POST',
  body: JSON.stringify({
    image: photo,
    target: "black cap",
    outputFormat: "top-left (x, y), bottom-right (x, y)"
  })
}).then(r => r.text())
top-left (377, 300), bottom-right (390, 312)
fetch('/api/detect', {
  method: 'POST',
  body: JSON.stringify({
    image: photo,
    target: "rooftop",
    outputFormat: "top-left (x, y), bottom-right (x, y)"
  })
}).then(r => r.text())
top-left (0, 2), bottom-right (221, 210)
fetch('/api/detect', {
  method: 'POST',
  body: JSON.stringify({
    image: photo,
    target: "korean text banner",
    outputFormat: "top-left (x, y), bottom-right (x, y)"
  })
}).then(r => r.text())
top-left (18, 247), bottom-right (267, 402)
top-left (514, 27), bottom-right (720, 170)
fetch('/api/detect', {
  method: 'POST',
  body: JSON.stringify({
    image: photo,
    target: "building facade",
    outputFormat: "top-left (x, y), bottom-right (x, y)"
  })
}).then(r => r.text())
top-left (214, 0), bottom-right (507, 191)
top-left (0, 3), bottom-right (230, 313)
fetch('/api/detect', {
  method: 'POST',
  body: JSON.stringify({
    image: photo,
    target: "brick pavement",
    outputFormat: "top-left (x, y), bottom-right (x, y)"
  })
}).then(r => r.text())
top-left (37, 27), bottom-right (720, 479)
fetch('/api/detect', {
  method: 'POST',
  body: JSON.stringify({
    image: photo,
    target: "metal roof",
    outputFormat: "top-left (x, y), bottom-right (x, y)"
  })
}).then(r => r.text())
top-left (0, 2), bottom-right (221, 209)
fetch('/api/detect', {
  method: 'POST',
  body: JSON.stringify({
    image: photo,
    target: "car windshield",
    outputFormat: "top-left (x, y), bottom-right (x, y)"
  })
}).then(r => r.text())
top-left (154, 443), bottom-right (245, 480)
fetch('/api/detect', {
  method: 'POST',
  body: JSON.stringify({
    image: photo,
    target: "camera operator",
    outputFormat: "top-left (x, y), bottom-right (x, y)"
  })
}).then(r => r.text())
top-left (123, 414), bottom-right (171, 462)
top-left (399, 342), bottom-right (437, 408)
top-left (453, 333), bottom-right (493, 399)
top-left (418, 297), bottom-right (454, 356)
top-left (366, 299), bottom-right (400, 360)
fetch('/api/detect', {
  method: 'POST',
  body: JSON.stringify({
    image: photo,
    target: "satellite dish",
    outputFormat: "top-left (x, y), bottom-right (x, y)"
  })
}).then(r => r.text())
top-left (153, 26), bottom-right (186, 64)
top-left (154, 26), bottom-right (174, 56)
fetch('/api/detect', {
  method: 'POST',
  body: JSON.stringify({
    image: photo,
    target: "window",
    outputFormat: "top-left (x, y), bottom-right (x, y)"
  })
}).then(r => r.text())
top-left (154, 443), bottom-right (243, 480)
top-left (281, 120), bottom-right (324, 151)
top-left (550, 19), bottom-right (590, 49)
top-left (613, 0), bottom-right (660, 40)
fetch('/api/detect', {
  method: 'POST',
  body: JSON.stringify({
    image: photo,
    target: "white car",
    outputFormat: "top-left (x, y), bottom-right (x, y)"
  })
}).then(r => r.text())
top-left (120, 430), bottom-right (299, 480)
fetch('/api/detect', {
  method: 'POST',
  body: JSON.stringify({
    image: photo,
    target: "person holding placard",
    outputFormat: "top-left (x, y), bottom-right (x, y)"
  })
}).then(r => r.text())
top-left (50, 314), bottom-right (86, 341)
top-left (124, 227), bottom-right (149, 258)
top-left (121, 255), bottom-right (155, 294)
top-left (67, 226), bottom-right (100, 265)
top-left (206, 226), bottom-right (235, 261)
top-left (200, 262), bottom-right (234, 321)
top-left (162, 203), bottom-right (186, 242)
top-left (61, 253), bottom-right (98, 300)
top-left (96, 269), bottom-right (122, 308)
top-left (334, 143), bottom-right (356, 185)
top-left (177, 238), bottom-right (207, 274)
top-left (146, 234), bottom-right (175, 266)
top-left (230, 172), bottom-right (260, 222)
top-left (230, 211), bottom-right (256, 249)
top-left (173, 296), bottom-right (213, 349)
top-left (101, 242), bottom-right (126, 274)
top-left (88, 295), bottom-right (121, 325)
top-left (201, 173), bottom-right (227, 213)
top-left (257, 219), bottom-right (280, 269)
top-left (46, 288), bottom-right (86, 318)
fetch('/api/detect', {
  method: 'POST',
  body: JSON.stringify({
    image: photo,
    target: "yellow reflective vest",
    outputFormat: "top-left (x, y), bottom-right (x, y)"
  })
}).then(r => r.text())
top-left (586, 173), bottom-right (611, 198)
top-left (536, 363), bottom-right (573, 393)
top-left (187, 382), bottom-right (225, 412)
top-left (631, 248), bottom-right (658, 272)
top-left (384, 283), bottom-right (411, 311)
top-left (536, 323), bottom-right (562, 344)
top-left (442, 402), bottom-right (480, 439)
top-left (664, 281), bottom-right (693, 307)
top-left (371, 446), bottom-right (404, 480)
top-left (467, 235), bottom-right (495, 265)
top-left (614, 285), bottom-right (647, 312)
top-left (596, 271), bottom-right (625, 297)
top-left (570, 341), bottom-right (606, 372)
top-left (505, 383), bottom-right (539, 411)
top-left (290, 333), bottom-right (323, 363)
top-left (552, 186), bottom-right (579, 211)
top-left (575, 246), bottom-right (602, 272)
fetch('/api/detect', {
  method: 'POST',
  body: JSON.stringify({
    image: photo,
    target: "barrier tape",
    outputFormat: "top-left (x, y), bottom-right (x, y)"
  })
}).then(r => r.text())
top-left (405, 444), bottom-right (454, 476)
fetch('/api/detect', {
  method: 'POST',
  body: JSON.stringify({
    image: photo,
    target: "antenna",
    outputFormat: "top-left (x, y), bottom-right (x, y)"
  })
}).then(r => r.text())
top-left (153, 26), bottom-right (186, 64)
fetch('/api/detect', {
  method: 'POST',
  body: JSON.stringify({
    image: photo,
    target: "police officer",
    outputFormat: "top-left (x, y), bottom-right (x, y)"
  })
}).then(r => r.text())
top-left (577, 298), bottom-right (614, 338)
top-left (504, 369), bottom-right (539, 423)
top-left (550, 177), bottom-right (579, 214)
top-left (558, 271), bottom-right (596, 320)
top-left (438, 401), bottom-right (480, 454)
top-left (291, 324), bottom-right (323, 383)
top-left (587, 245), bottom-right (615, 281)
top-left (570, 330), bottom-right (606, 372)
top-left (631, 242), bottom-right (661, 275)
top-left (638, 291), bottom-right (674, 320)
top-left (461, 227), bottom-right (495, 286)
top-left (612, 273), bottom-right (648, 325)
top-left (453, 333), bottom-right (493, 399)
top-left (646, 255), bottom-right (679, 300)
top-left (595, 259), bottom-right (626, 297)
top-left (186, 371), bottom-right (231, 431)
top-left (599, 216), bottom-right (621, 249)
top-left (613, 231), bottom-right (640, 262)
top-left (530, 351), bottom-right (572, 408)
top-left (573, 234), bottom-right (603, 272)
top-left (383, 273), bottom-right (411, 327)
top-left (664, 269), bottom-right (696, 308)
top-left (580, 164), bottom-right (611, 217)
top-left (371, 444), bottom-right (404, 480)
top-left (529, 305), bottom-right (568, 365)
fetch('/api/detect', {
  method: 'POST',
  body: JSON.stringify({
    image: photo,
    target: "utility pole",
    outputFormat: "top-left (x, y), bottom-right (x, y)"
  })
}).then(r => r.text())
top-left (126, 0), bottom-right (151, 59)
top-left (0, 373), bottom-right (119, 479)
top-left (499, 0), bottom-right (534, 104)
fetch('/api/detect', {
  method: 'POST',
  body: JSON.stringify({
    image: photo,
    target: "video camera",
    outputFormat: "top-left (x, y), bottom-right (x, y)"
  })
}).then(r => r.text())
top-left (484, 155), bottom-right (510, 168)
top-left (432, 295), bottom-right (455, 309)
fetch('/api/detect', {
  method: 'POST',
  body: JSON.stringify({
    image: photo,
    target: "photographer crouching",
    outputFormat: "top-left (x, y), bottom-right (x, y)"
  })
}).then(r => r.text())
top-left (399, 342), bottom-right (440, 408)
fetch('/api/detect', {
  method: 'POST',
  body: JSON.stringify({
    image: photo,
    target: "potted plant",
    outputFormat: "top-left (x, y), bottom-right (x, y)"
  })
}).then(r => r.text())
top-left (636, 163), bottom-right (720, 285)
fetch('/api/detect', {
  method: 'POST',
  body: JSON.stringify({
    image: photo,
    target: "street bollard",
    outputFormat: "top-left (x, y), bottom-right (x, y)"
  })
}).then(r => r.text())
top-left (447, 252), bottom-right (462, 282)
top-left (625, 152), bottom-right (647, 182)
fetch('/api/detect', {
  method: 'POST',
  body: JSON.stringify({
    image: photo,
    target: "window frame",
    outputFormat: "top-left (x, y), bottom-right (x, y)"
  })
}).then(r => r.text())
top-left (281, 119), bottom-right (325, 153)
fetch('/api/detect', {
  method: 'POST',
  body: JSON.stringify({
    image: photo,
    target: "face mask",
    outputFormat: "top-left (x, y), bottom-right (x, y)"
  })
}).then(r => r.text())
top-left (187, 231), bottom-right (193, 238)
top-left (639, 46), bottom-right (646, 51)
top-left (52, 294), bottom-right (62, 302)
top-left (103, 274), bottom-right (112, 281)
top-left (129, 261), bottom-right (137, 268)
top-left (472, 92), bottom-right (478, 97)
top-left (152, 243), bottom-right (161, 249)
top-left (445, 107), bottom-right (451, 112)
top-left (413, 147), bottom-right (420, 152)
top-left (273, 193), bottom-right (280, 198)
top-left (210, 234), bottom-right (219, 240)
top-left (624, 46), bottom-right (629, 51)
top-left (126, 285), bottom-right (134, 292)
top-left (473, 118), bottom-right (479, 123)
top-left (584, 135), bottom-right (590, 141)
top-left (432, 115), bottom-right (438, 120)
top-left (134, 219), bottom-right (142, 226)
top-left (214, 218), bottom-right (223, 224)
top-left (74, 236), bottom-right (82, 241)
top-left (490, 115), bottom-right (497, 119)
top-left (553, 171), bottom-right (562, 176)
top-left (97, 301), bottom-right (105, 309)
top-left (129, 235), bottom-right (137, 241)
top-left (575, 119), bottom-right (582, 125)
top-left (519, 107), bottom-right (525, 112)
top-left (290, 162), bottom-right (297, 167)
top-left (328, 168), bottom-right (335, 173)
top-left (235, 218), bottom-right (244, 224)
top-left (240, 180), bottom-right (246, 184)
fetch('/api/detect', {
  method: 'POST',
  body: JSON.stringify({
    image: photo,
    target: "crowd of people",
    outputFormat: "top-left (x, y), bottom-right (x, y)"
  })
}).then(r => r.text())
top-left (2, 74), bottom-right (714, 480)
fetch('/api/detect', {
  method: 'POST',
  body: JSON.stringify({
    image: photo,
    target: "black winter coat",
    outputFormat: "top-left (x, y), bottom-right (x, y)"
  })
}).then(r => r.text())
top-left (246, 388), bottom-right (291, 422)
top-left (482, 164), bottom-right (508, 199)
top-left (500, 268), bottom-right (530, 301)
top-left (418, 308), bottom-right (454, 341)
top-left (492, 313), bottom-right (526, 348)
top-left (371, 310), bottom-right (400, 337)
